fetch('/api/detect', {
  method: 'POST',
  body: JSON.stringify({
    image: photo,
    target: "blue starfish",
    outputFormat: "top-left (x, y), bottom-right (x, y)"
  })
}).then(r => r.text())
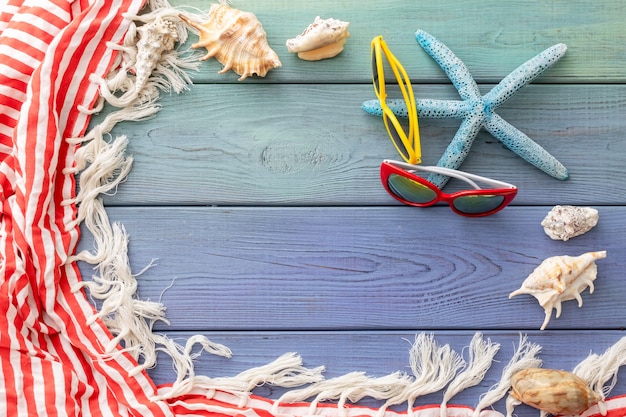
top-left (362, 29), bottom-right (569, 188)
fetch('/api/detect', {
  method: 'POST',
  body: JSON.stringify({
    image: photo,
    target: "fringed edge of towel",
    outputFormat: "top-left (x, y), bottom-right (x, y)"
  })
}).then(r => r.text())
top-left (65, 0), bottom-right (232, 399)
top-left (65, 0), bottom-right (328, 404)
top-left (573, 336), bottom-right (626, 416)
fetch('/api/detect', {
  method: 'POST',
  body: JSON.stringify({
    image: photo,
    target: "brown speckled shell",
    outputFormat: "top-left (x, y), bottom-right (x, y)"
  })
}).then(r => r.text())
top-left (180, 4), bottom-right (281, 80)
top-left (510, 368), bottom-right (601, 416)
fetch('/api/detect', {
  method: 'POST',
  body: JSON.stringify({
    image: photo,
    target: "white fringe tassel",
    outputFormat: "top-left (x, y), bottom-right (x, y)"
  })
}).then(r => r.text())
top-left (272, 371), bottom-right (414, 417)
top-left (268, 334), bottom-right (486, 417)
top-left (65, 1), bottom-right (246, 399)
top-left (573, 336), bottom-right (626, 416)
top-left (401, 334), bottom-right (465, 417)
top-left (440, 333), bottom-right (500, 417)
top-left (154, 352), bottom-right (326, 403)
top-left (474, 334), bottom-right (542, 417)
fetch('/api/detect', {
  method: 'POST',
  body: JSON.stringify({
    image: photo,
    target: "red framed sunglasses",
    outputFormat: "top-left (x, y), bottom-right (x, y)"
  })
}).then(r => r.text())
top-left (380, 160), bottom-right (518, 217)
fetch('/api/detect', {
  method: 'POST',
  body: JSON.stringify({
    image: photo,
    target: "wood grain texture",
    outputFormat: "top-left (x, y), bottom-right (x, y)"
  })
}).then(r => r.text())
top-left (88, 84), bottom-right (626, 206)
top-left (78, 206), bottom-right (622, 331)
top-left (171, 0), bottom-right (626, 83)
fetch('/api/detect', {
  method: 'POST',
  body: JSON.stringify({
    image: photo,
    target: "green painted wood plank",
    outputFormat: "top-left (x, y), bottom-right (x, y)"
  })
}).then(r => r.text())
top-left (168, 0), bottom-right (626, 83)
top-left (145, 329), bottom-right (626, 417)
top-left (77, 206), bottom-right (622, 331)
top-left (86, 84), bottom-right (626, 206)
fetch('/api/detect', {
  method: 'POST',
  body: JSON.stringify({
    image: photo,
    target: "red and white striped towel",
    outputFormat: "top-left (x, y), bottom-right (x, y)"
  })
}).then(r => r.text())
top-left (0, 0), bottom-right (176, 414)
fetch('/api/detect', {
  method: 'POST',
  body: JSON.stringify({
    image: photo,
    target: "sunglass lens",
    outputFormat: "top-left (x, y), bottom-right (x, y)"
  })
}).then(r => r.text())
top-left (372, 51), bottom-right (381, 95)
top-left (383, 114), bottom-right (410, 161)
top-left (372, 48), bottom-right (385, 99)
top-left (387, 174), bottom-right (437, 204)
top-left (453, 194), bottom-right (505, 215)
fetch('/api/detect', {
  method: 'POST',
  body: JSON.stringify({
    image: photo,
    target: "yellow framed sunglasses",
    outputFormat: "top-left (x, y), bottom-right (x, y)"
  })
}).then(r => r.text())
top-left (371, 35), bottom-right (421, 164)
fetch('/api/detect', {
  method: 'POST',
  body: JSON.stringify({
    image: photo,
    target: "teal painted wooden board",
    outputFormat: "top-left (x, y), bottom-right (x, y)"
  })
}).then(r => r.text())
top-left (77, 206), bottom-right (623, 331)
top-left (88, 84), bottom-right (626, 206)
top-left (145, 330), bottom-right (626, 412)
top-left (172, 0), bottom-right (626, 83)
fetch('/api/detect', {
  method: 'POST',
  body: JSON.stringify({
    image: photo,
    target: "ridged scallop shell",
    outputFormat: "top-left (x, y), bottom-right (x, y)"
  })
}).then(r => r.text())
top-left (541, 205), bottom-right (599, 241)
top-left (509, 251), bottom-right (607, 330)
top-left (506, 368), bottom-right (602, 417)
top-left (180, 3), bottom-right (281, 80)
top-left (286, 16), bottom-right (350, 61)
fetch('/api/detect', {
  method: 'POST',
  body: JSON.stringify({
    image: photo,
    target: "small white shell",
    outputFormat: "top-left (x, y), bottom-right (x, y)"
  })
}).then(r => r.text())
top-left (541, 205), bottom-right (599, 241)
top-left (286, 16), bottom-right (350, 61)
top-left (509, 251), bottom-right (607, 330)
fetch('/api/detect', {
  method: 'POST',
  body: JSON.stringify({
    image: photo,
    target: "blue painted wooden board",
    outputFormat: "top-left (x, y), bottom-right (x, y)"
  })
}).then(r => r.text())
top-left (79, 206), bottom-right (620, 331)
top-left (77, 0), bottom-right (626, 415)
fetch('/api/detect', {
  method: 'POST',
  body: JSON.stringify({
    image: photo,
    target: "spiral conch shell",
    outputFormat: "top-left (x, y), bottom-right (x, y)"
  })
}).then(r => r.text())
top-left (541, 205), bottom-right (599, 241)
top-left (509, 251), bottom-right (607, 330)
top-left (180, 3), bottom-right (281, 80)
top-left (93, 14), bottom-right (182, 109)
top-left (286, 16), bottom-right (350, 61)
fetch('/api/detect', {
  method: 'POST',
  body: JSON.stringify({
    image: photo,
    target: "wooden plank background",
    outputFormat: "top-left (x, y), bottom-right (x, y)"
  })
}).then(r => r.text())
top-left (79, 0), bottom-right (626, 416)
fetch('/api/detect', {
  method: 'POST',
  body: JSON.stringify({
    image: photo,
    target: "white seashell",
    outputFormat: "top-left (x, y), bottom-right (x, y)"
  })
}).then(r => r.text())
top-left (133, 16), bottom-right (179, 94)
top-left (286, 16), bottom-right (350, 61)
top-left (509, 251), bottom-right (607, 330)
top-left (180, 3), bottom-right (281, 80)
top-left (541, 205), bottom-right (599, 241)
top-left (94, 15), bottom-right (181, 108)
